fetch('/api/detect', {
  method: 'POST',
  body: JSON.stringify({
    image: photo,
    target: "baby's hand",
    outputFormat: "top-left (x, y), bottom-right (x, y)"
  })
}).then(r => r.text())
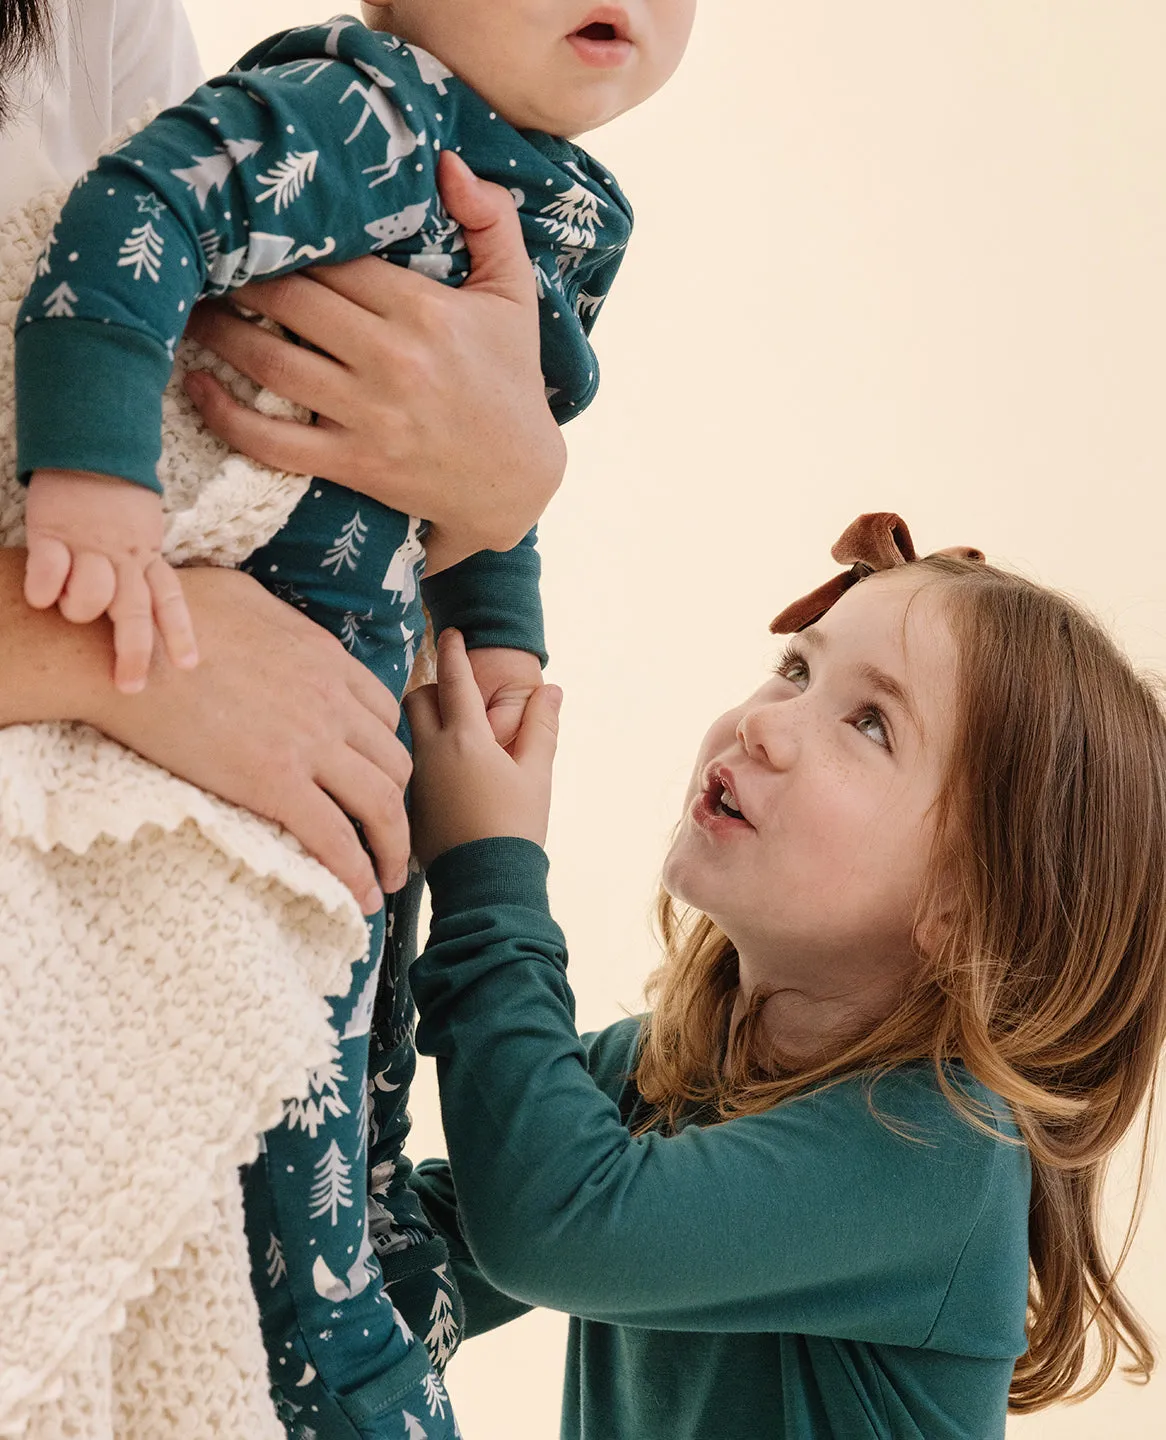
top-left (25, 469), bottom-right (198, 694)
top-left (467, 645), bottom-right (545, 751)
top-left (404, 628), bottom-right (562, 868)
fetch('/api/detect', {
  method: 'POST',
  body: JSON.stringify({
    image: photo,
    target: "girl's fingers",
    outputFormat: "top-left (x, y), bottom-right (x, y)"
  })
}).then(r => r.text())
top-left (513, 684), bottom-right (563, 770)
top-left (435, 628), bottom-right (489, 728)
top-left (147, 559), bottom-right (199, 671)
top-left (402, 682), bottom-right (441, 742)
top-left (23, 535), bottom-right (72, 609)
top-left (59, 551), bottom-right (116, 624)
top-left (109, 564), bottom-right (157, 693)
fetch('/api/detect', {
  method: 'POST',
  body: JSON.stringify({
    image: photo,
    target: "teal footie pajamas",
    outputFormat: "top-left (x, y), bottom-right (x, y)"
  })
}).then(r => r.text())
top-left (15, 19), bottom-right (633, 1439)
top-left (409, 840), bottom-right (1034, 1440)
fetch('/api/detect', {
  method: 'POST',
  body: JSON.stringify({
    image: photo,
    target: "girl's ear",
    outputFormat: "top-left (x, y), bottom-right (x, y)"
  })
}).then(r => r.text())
top-left (913, 872), bottom-right (960, 960)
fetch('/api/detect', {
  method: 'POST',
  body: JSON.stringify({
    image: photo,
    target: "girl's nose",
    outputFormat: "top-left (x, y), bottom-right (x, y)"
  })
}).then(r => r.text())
top-left (735, 701), bottom-right (799, 771)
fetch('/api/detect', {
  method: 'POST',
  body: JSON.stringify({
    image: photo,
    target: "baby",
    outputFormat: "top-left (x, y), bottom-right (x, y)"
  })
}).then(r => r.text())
top-left (15, 4), bottom-right (696, 1438)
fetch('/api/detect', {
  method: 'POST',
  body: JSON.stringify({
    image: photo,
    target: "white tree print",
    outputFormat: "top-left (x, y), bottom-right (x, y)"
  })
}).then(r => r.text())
top-left (309, 1139), bottom-right (354, 1225)
top-left (340, 607), bottom-right (374, 652)
top-left (422, 1372), bottom-right (448, 1419)
top-left (391, 1302), bottom-right (415, 1345)
top-left (285, 1049), bottom-right (349, 1137)
top-left (41, 282), bottom-right (77, 317)
top-left (424, 1267), bottom-right (458, 1369)
top-left (171, 139), bottom-right (261, 208)
top-left (340, 963), bottom-right (379, 1040)
top-left (117, 222), bottom-right (164, 282)
top-left (265, 1232), bottom-right (287, 1287)
top-left (555, 245), bottom-right (590, 277)
top-left (170, 151), bottom-right (233, 208)
top-left (255, 150), bottom-right (319, 214)
top-left (35, 228), bottom-right (57, 277)
top-left (198, 228), bottom-right (221, 268)
top-left (402, 1414), bottom-right (427, 1440)
top-left (575, 290), bottom-right (603, 321)
top-left (322, 511), bottom-right (368, 575)
top-left (536, 182), bottom-right (605, 249)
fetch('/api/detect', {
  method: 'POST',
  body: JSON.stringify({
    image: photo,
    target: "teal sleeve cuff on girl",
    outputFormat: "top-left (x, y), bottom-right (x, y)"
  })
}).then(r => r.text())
top-left (424, 836), bottom-right (553, 920)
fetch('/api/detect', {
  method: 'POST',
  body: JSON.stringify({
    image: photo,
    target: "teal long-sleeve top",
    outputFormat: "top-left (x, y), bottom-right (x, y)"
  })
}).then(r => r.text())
top-left (410, 839), bottom-right (1033, 1440)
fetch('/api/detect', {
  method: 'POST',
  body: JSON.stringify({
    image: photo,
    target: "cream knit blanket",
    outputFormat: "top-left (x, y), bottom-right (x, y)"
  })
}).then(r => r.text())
top-left (0, 178), bottom-right (370, 1435)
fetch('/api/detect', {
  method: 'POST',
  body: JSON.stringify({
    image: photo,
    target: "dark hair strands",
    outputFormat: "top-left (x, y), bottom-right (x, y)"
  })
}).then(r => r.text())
top-left (0, 0), bottom-right (54, 127)
top-left (634, 555), bottom-right (1166, 1410)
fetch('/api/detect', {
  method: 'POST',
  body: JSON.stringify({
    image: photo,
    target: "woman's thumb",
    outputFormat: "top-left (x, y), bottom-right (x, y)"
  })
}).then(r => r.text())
top-left (437, 150), bottom-right (534, 304)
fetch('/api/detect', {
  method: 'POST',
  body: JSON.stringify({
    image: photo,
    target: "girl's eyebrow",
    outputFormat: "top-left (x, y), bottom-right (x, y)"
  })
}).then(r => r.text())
top-left (799, 626), bottom-right (923, 737)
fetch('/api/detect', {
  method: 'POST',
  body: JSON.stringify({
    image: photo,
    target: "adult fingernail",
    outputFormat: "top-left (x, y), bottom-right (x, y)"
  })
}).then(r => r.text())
top-left (549, 686), bottom-right (564, 712)
top-left (362, 885), bottom-right (383, 914)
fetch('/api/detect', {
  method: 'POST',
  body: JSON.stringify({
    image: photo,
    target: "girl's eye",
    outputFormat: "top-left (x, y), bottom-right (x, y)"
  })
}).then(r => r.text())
top-left (852, 706), bottom-right (891, 750)
top-left (774, 645), bottom-right (809, 687)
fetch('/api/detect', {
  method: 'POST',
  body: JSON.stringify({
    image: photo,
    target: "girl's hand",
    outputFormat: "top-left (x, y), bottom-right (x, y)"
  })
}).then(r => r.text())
top-left (184, 151), bottom-right (564, 578)
top-left (82, 566), bottom-right (411, 912)
top-left (404, 628), bottom-right (562, 869)
top-left (466, 645), bottom-right (545, 750)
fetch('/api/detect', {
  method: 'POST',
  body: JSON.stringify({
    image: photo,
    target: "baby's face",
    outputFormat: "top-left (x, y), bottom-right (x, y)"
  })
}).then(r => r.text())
top-left (363, 1), bottom-right (697, 136)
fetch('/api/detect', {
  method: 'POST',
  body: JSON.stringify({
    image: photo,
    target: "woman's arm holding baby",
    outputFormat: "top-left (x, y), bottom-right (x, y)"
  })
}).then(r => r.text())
top-left (0, 551), bottom-right (409, 911)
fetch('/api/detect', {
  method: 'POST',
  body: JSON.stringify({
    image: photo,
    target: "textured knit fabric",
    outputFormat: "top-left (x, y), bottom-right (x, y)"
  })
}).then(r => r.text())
top-left (411, 838), bottom-right (1033, 1440)
top-left (0, 155), bottom-right (384, 1440)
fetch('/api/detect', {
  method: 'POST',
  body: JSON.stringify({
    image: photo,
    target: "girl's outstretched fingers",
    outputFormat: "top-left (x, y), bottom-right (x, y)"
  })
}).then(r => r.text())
top-left (513, 683), bottom-right (563, 775)
top-left (436, 626), bottom-right (490, 730)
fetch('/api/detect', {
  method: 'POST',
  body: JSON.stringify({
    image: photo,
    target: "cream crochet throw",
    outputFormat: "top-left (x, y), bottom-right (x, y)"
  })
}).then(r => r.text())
top-left (0, 162), bottom-right (370, 1436)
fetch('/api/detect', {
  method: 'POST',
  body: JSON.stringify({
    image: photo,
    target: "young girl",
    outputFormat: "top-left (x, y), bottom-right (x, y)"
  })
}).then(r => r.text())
top-left (401, 513), bottom-right (1166, 1438)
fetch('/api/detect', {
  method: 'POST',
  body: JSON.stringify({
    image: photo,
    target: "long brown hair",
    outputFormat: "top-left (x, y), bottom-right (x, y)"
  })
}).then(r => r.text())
top-left (634, 555), bottom-right (1166, 1410)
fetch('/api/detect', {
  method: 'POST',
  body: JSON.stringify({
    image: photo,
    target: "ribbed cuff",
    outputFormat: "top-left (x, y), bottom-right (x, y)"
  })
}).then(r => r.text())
top-left (421, 536), bottom-right (548, 666)
top-left (16, 319), bottom-right (171, 493)
top-left (425, 837), bottom-right (551, 919)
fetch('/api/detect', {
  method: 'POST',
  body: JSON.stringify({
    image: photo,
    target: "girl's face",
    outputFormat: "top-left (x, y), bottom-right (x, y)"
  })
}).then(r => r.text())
top-left (363, 1), bottom-right (698, 136)
top-left (663, 572), bottom-right (959, 993)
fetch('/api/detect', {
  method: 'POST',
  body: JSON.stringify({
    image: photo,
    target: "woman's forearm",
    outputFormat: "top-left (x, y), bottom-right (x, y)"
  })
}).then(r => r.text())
top-left (0, 548), bottom-right (113, 726)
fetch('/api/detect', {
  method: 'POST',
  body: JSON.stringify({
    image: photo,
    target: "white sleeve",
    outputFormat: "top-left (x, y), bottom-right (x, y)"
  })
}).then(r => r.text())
top-left (111, 0), bottom-right (205, 124)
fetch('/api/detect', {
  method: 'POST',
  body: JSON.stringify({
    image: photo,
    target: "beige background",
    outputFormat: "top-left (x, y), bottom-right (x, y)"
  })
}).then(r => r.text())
top-left (186, 3), bottom-right (1166, 1434)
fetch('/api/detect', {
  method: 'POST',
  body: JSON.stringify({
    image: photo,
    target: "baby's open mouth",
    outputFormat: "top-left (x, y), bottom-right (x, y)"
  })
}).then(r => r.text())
top-left (575, 22), bottom-right (618, 41)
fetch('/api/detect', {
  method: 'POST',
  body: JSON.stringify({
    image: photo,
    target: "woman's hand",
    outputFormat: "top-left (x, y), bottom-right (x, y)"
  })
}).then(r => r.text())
top-left (404, 628), bottom-right (561, 869)
top-left (184, 151), bottom-right (565, 578)
top-left (0, 550), bottom-right (410, 913)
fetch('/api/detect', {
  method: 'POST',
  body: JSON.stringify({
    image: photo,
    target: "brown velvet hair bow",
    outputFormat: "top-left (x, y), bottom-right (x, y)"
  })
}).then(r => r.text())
top-left (769, 512), bottom-right (985, 634)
